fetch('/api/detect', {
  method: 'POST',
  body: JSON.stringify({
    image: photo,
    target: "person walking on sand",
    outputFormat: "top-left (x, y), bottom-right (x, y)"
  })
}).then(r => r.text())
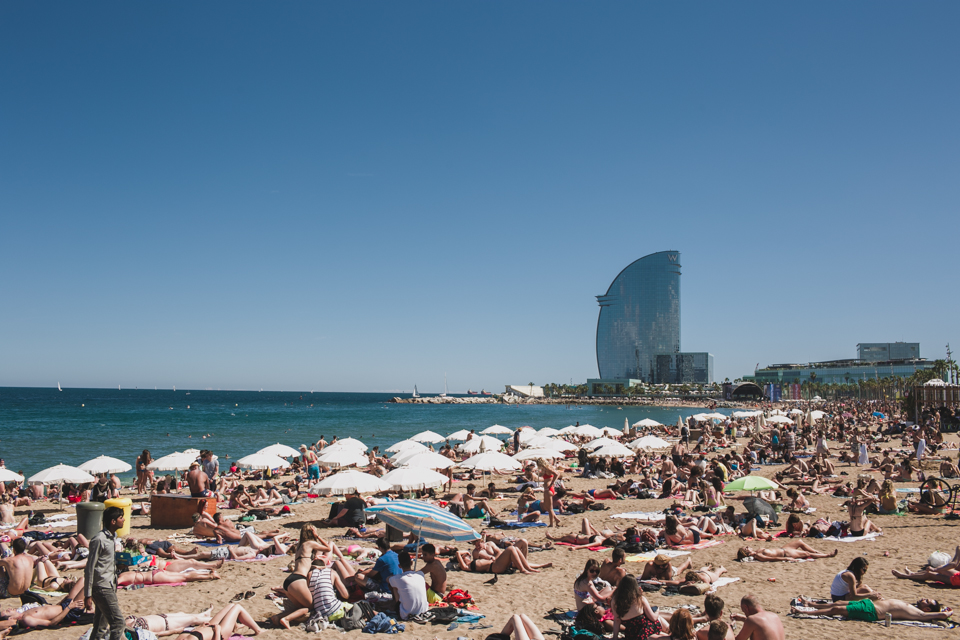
top-left (85, 506), bottom-right (125, 640)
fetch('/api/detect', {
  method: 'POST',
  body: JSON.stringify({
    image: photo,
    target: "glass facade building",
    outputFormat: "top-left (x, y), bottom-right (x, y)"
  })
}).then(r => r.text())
top-left (858, 342), bottom-right (920, 362)
top-left (596, 251), bottom-right (681, 382)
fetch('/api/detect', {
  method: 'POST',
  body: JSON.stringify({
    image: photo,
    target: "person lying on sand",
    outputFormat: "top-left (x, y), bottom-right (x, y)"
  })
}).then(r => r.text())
top-left (0, 579), bottom-right (86, 631)
top-left (680, 565), bottom-right (727, 587)
top-left (172, 603), bottom-right (262, 639)
top-left (455, 544), bottom-right (552, 575)
top-left (491, 613), bottom-right (544, 640)
top-left (116, 568), bottom-right (221, 587)
top-left (892, 545), bottom-right (960, 587)
top-left (663, 514), bottom-right (715, 547)
top-left (793, 596), bottom-right (951, 623)
top-left (737, 540), bottom-right (838, 562)
top-left (124, 606), bottom-right (222, 634)
top-left (639, 554), bottom-right (693, 587)
top-left (546, 518), bottom-right (621, 550)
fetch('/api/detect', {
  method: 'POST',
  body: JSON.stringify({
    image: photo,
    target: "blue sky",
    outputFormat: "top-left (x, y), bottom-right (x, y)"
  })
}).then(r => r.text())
top-left (2, 3), bottom-right (958, 392)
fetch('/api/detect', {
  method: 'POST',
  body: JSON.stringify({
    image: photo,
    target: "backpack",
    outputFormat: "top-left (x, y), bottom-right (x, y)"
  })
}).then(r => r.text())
top-left (429, 607), bottom-right (459, 624)
top-left (441, 588), bottom-right (474, 606)
top-left (567, 503), bottom-right (586, 514)
top-left (340, 601), bottom-right (375, 631)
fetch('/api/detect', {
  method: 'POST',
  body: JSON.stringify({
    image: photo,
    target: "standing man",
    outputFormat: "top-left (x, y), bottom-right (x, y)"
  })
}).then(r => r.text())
top-left (201, 450), bottom-right (219, 493)
top-left (85, 506), bottom-right (125, 640)
top-left (300, 445), bottom-right (320, 484)
top-left (186, 462), bottom-right (212, 498)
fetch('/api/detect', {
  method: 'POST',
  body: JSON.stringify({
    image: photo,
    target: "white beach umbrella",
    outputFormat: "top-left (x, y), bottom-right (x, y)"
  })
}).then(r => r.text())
top-left (629, 435), bottom-right (671, 450)
top-left (446, 430), bottom-right (472, 441)
top-left (79, 456), bottom-right (133, 475)
top-left (810, 410), bottom-right (827, 420)
top-left (705, 412), bottom-right (728, 421)
top-left (459, 451), bottom-right (522, 472)
top-left (148, 452), bottom-right (197, 471)
top-left (0, 468), bottom-right (25, 483)
top-left (411, 430), bottom-right (446, 444)
top-left (557, 425), bottom-right (579, 435)
top-left (574, 424), bottom-right (603, 438)
top-left (765, 415), bottom-right (794, 424)
top-left (317, 449), bottom-right (369, 468)
top-left (312, 470), bottom-right (390, 496)
top-left (396, 451), bottom-right (456, 470)
top-left (524, 435), bottom-right (561, 449)
top-left (513, 448), bottom-right (565, 461)
top-left (257, 443), bottom-right (301, 458)
top-left (540, 438), bottom-right (579, 452)
top-left (770, 409), bottom-right (787, 416)
top-left (583, 437), bottom-right (620, 451)
top-left (459, 435), bottom-right (503, 454)
top-left (633, 418), bottom-right (663, 428)
top-left (788, 408), bottom-right (805, 415)
top-left (328, 438), bottom-right (368, 452)
top-left (481, 425), bottom-right (513, 436)
top-left (589, 443), bottom-right (634, 458)
top-left (28, 464), bottom-right (95, 485)
top-left (518, 429), bottom-right (540, 443)
top-left (379, 467), bottom-right (449, 491)
top-left (691, 413), bottom-right (712, 422)
top-left (598, 426), bottom-right (623, 437)
top-left (386, 440), bottom-right (428, 454)
top-left (182, 448), bottom-right (202, 456)
top-left (236, 453), bottom-right (291, 470)
top-left (537, 427), bottom-right (561, 437)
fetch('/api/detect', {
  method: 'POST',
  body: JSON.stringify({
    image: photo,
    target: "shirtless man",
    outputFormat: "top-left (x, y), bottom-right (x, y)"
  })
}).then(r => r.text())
top-left (731, 594), bottom-right (784, 640)
top-left (0, 539), bottom-right (46, 604)
top-left (736, 540), bottom-right (838, 562)
top-left (186, 462), bottom-right (214, 498)
top-left (0, 579), bottom-right (87, 631)
top-left (419, 544), bottom-right (447, 603)
top-left (598, 548), bottom-right (627, 586)
top-left (793, 596), bottom-right (951, 623)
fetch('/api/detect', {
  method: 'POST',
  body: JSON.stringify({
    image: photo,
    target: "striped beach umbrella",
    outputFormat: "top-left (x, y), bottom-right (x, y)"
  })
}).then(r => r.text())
top-left (365, 499), bottom-right (480, 542)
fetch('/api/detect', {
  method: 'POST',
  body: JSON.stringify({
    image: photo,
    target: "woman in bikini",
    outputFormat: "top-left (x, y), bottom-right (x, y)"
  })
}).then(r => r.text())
top-left (736, 540), bottom-right (838, 562)
top-left (116, 568), bottom-right (221, 587)
top-left (173, 603), bottom-right (261, 640)
top-left (638, 554), bottom-right (693, 586)
top-left (573, 559), bottom-right (612, 610)
top-left (663, 515), bottom-right (714, 548)
top-left (456, 545), bottom-right (552, 575)
top-left (538, 460), bottom-right (561, 528)
top-left (272, 525), bottom-right (340, 614)
top-left (124, 606), bottom-right (217, 634)
top-left (546, 518), bottom-right (619, 550)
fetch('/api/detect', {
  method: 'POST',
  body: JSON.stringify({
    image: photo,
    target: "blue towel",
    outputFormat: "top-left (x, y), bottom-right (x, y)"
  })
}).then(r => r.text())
top-left (495, 521), bottom-right (547, 529)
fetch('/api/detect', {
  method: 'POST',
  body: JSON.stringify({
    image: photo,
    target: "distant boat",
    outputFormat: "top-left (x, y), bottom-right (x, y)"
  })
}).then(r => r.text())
top-left (439, 373), bottom-right (448, 398)
top-left (412, 385), bottom-right (420, 398)
top-left (118, 385), bottom-right (121, 391)
top-left (173, 386), bottom-right (176, 392)
top-left (481, 389), bottom-right (492, 396)
top-left (467, 389), bottom-right (478, 395)
top-left (57, 382), bottom-right (62, 392)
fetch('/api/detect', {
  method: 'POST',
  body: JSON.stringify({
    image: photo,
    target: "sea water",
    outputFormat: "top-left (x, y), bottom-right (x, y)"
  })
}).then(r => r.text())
top-left (0, 387), bottom-right (718, 479)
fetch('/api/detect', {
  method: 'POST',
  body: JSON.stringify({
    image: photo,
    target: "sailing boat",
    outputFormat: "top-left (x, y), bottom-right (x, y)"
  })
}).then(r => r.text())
top-left (412, 385), bottom-right (420, 398)
top-left (57, 382), bottom-right (62, 391)
top-left (439, 373), bottom-right (448, 398)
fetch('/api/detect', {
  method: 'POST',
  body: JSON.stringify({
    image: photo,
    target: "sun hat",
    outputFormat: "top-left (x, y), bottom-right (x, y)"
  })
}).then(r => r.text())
top-left (653, 554), bottom-right (670, 566)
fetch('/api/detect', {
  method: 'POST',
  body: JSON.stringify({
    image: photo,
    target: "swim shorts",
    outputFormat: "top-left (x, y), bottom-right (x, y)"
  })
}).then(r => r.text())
top-left (209, 546), bottom-right (230, 560)
top-left (951, 572), bottom-right (960, 588)
top-left (692, 530), bottom-right (701, 545)
top-left (465, 506), bottom-right (486, 519)
top-left (845, 598), bottom-right (878, 622)
top-left (427, 588), bottom-right (442, 604)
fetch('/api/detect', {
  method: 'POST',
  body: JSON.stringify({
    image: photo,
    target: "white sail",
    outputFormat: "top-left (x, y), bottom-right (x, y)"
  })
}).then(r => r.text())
top-left (58, 381), bottom-right (62, 391)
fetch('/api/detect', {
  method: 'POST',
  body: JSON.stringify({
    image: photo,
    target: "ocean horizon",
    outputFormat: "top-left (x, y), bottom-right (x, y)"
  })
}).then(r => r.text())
top-left (0, 387), bottom-right (720, 480)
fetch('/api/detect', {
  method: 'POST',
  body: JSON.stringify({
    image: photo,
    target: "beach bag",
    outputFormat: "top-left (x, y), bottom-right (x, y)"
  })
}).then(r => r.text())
top-left (441, 588), bottom-right (474, 606)
top-left (29, 512), bottom-right (45, 526)
top-left (341, 601), bottom-right (375, 631)
top-left (567, 503), bottom-right (586, 514)
top-left (429, 607), bottom-right (459, 624)
top-left (447, 503), bottom-right (463, 517)
top-left (679, 582), bottom-right (711, 596)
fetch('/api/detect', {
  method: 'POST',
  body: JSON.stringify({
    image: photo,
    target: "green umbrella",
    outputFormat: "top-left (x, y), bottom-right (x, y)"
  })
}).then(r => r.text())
top-left (724, 475), bottom-right (778, 492)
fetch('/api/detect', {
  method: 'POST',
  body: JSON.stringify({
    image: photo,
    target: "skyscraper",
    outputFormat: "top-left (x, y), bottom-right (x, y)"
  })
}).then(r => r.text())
top-left (595, 251), bottom-right (681, 381)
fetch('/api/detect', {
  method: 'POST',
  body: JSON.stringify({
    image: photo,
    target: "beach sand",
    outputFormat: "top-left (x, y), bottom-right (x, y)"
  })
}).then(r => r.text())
top-left (11, 446), bottom-right (960, 640)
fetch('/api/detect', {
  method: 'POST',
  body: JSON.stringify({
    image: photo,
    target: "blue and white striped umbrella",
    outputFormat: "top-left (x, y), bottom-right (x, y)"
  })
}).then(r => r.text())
top-left (365, 500), bottom-right (480, 542)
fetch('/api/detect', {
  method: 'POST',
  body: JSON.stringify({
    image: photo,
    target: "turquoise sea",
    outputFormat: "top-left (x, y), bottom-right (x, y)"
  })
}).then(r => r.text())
top-left (0, 387), bottom-right (720, 479)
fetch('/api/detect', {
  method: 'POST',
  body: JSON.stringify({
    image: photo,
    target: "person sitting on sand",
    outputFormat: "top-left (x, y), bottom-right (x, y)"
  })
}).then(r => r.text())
top-left (272, 558), bottom-right (350, 629)
top-left (171, 603), bottom-right (262, 640)
top-left (831, 557), bottom-right (880, 601)
top-left (573, 559), bottom-right (613, 610)
top-left (639, 554), bottom-right (693, 587)
top-left (610, 574), bottom-right (665, 640)
top-left (599, 548), bottom-right (628, 587)
top-left (844, 496), bottom-right (882, 537)
top-left (0, 539), bottom-right (47, 605)
top-left (456, 544), bottom-right (552, 575)
top-left (892, 545), bottom-right (960, 587)
top-left (731, 594), bottom-right (784, 640)
top-left (546, 518), bottom-right (620, 550)
top-left (781, 514), bottom-right (809, 538)
top-left (783, 488), bottom-right (809, 512)
top-left (793, 596), bottom-right (951, 623)
top-left (736, 540), bottom-right (838, 562)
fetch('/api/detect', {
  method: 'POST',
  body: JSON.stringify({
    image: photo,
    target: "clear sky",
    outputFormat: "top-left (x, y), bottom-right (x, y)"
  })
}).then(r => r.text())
top-left (2, 3), bottom-right (958, 392)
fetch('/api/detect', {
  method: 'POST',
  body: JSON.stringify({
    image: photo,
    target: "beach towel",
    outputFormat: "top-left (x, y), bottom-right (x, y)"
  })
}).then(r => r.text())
top-left (670, 540), bottom-right (723, 551)
top-left (493, 521), bottom-right (547, 529)
top-left (821, 532), bottom-right (882, 543)
top-left (555, 542), bottom-right (610, 552)
top-left (705, 577), bottom-right (739, 593)
top-left (625, 550), bottom-right (690, 563)
top-left (789, 597), bottom-right (957, 629)
top-left (611, 511), bottom-right (666, 521)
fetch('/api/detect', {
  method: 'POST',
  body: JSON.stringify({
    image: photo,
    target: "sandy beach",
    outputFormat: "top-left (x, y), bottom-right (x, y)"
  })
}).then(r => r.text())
top-left (7, 440), bottom-right (960, 640)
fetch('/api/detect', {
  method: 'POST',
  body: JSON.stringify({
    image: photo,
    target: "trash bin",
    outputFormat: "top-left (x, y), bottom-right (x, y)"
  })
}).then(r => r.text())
top-left (104, 497), bottom-right (132, 537)
top-left (76, 501), bottom-right (105, 540)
